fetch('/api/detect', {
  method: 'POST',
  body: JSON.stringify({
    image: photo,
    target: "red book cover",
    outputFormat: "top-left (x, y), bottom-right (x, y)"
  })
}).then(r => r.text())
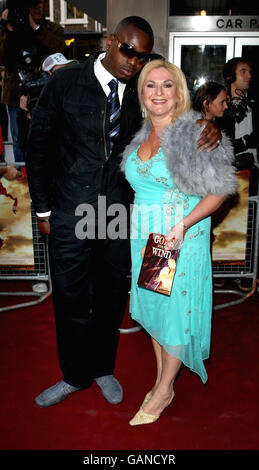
top-left (137, 233), bottom-right (182, 296)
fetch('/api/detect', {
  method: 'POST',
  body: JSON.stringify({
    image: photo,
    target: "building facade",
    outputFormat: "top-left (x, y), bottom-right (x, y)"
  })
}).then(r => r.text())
top-left (45, 1), bottom-right (104, 60)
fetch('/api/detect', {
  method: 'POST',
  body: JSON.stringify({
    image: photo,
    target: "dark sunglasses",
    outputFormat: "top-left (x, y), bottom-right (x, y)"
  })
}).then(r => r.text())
top-left (114, 35), bottom-right (150, 62)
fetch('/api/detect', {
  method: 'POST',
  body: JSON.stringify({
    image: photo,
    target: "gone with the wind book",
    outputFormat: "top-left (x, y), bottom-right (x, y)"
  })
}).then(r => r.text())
top-left (137, 233), bottom-right (182, 296)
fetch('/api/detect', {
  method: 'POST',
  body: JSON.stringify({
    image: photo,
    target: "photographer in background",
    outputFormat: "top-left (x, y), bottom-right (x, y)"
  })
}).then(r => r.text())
top-left (0, 0), bottom-right (65, 162)
top-left (220, 57), bottom-right (259, 292)
top-left (220, 57), bottom-right (259, 172)
top-left (18, 52), bottom-right (77, 156)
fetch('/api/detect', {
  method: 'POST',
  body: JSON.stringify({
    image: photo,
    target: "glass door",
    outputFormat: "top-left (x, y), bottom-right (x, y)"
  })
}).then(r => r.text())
top-left (235, 37), bottom-right (259, 91)
top-left (169, 35), bottom-right (234, 95)
top-left (235, 37), bottom-right (259, 57)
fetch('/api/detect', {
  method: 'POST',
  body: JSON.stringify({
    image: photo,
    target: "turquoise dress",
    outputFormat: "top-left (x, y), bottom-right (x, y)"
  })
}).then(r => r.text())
top-left (125, 146), bottom-right (212, 383)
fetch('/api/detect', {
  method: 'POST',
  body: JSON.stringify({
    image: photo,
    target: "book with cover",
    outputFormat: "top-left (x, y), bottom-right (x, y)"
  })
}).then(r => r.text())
top-left (137, 233), bottom-right (182, 296)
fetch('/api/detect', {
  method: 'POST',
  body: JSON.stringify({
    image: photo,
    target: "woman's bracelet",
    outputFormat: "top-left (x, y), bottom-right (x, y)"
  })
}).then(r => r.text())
top-left (179, 221), bottom-right (188, 230)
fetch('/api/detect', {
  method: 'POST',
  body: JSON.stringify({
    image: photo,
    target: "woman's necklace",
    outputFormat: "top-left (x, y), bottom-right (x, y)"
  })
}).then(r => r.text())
top-left (138, 127), bottom-right (160, 161)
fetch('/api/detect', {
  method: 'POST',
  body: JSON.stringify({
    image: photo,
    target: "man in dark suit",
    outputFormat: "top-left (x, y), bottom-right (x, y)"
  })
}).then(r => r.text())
top-left (26, 16), bottom-right (154, 407)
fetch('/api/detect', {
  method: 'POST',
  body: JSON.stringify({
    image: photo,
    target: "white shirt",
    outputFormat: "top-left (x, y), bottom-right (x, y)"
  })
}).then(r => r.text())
top-left (235, 104), bottom-right (256, 160)
top-left (94, 52), bottom-right (126, 104)
top-left (37, 52), bottom-right (126, 218)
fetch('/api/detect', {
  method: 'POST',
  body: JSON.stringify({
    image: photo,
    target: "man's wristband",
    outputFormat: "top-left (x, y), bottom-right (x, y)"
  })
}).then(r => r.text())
top-left (37, 217), bottom-right (49, 223)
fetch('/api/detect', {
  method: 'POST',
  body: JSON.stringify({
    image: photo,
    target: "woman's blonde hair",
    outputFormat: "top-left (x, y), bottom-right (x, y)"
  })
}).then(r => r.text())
top-left (137, 59), bottom-right (191, 121)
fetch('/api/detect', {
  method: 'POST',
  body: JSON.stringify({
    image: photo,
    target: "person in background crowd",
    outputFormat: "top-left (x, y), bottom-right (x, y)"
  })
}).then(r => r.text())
top-left (25, 16), bottom-right (222, 410)
top-left (0, 0), bottom-right (65, 162)
top-left (220, 57), bottom-right (259, 292)
top-left (192, 81), bottom-right (228, 120)
top-left (221, 57), bottom-right (258, 171)
top-left (193, 81), bottom-right (230, 289)
top-left (42, 52), bottom-right (77, 75)
top-left (19, 52), bottom-right (77, 121)
top-left (19, 52), bottom-right (75, 154)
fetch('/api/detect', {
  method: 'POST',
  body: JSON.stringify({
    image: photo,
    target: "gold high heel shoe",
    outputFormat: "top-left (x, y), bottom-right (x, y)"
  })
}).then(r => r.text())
top-left (129, 406), bottom-right (159, 426)
top-left (141, 391), bottom-right (152, 407)
top-left (129, 390), bottom-right (175, 426)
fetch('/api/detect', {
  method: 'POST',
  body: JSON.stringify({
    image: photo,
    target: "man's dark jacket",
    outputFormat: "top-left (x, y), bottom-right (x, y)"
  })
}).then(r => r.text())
top-left (26, 51), bottom-right (142, 214)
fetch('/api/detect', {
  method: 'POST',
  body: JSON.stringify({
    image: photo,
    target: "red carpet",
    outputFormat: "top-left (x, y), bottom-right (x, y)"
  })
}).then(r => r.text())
top-left (0, 281), bottom-right (258, 456)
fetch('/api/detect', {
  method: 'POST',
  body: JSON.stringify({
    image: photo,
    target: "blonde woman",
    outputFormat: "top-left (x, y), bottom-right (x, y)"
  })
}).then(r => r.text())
top-left (121, 60), bottom-right (237, 426)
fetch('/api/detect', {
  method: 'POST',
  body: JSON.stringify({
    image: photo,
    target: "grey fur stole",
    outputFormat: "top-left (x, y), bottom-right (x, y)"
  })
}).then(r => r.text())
top-left (121, 110), bottom-right (237, 197)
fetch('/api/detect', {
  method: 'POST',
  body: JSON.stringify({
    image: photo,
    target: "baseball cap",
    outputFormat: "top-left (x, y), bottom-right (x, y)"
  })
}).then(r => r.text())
top-left (42, 53), bottom-right (76, 72)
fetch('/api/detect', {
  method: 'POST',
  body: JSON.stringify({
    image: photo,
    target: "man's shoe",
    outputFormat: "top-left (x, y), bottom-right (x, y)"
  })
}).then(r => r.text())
top-left (95, 375), bottom-right (123, 404)
top-left (35, 380), bottom-right (81, 408)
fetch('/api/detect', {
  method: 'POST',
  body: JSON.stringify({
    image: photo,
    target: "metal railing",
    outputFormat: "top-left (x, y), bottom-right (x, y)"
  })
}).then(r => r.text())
top-left (0, 162), bottom-right (52, 312)
top-left (212, 168), bottom-right (259, 310)
top-left (1, 163), bottom-right (258, 316)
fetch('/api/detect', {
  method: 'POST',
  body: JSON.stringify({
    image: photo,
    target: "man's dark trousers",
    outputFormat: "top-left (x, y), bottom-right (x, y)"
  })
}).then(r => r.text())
top-left (48, 207), bottom-right (131, 389)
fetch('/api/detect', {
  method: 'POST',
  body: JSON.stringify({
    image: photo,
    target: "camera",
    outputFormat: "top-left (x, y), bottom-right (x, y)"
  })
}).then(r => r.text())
top-left (19, 50), bottom-right (49, 113)
top-left (0, 0), bottom-right (42, 31)
top-left (0, 1), bottom-right (48, 111)
top-left (227, 89), bottom-right (254, 123)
